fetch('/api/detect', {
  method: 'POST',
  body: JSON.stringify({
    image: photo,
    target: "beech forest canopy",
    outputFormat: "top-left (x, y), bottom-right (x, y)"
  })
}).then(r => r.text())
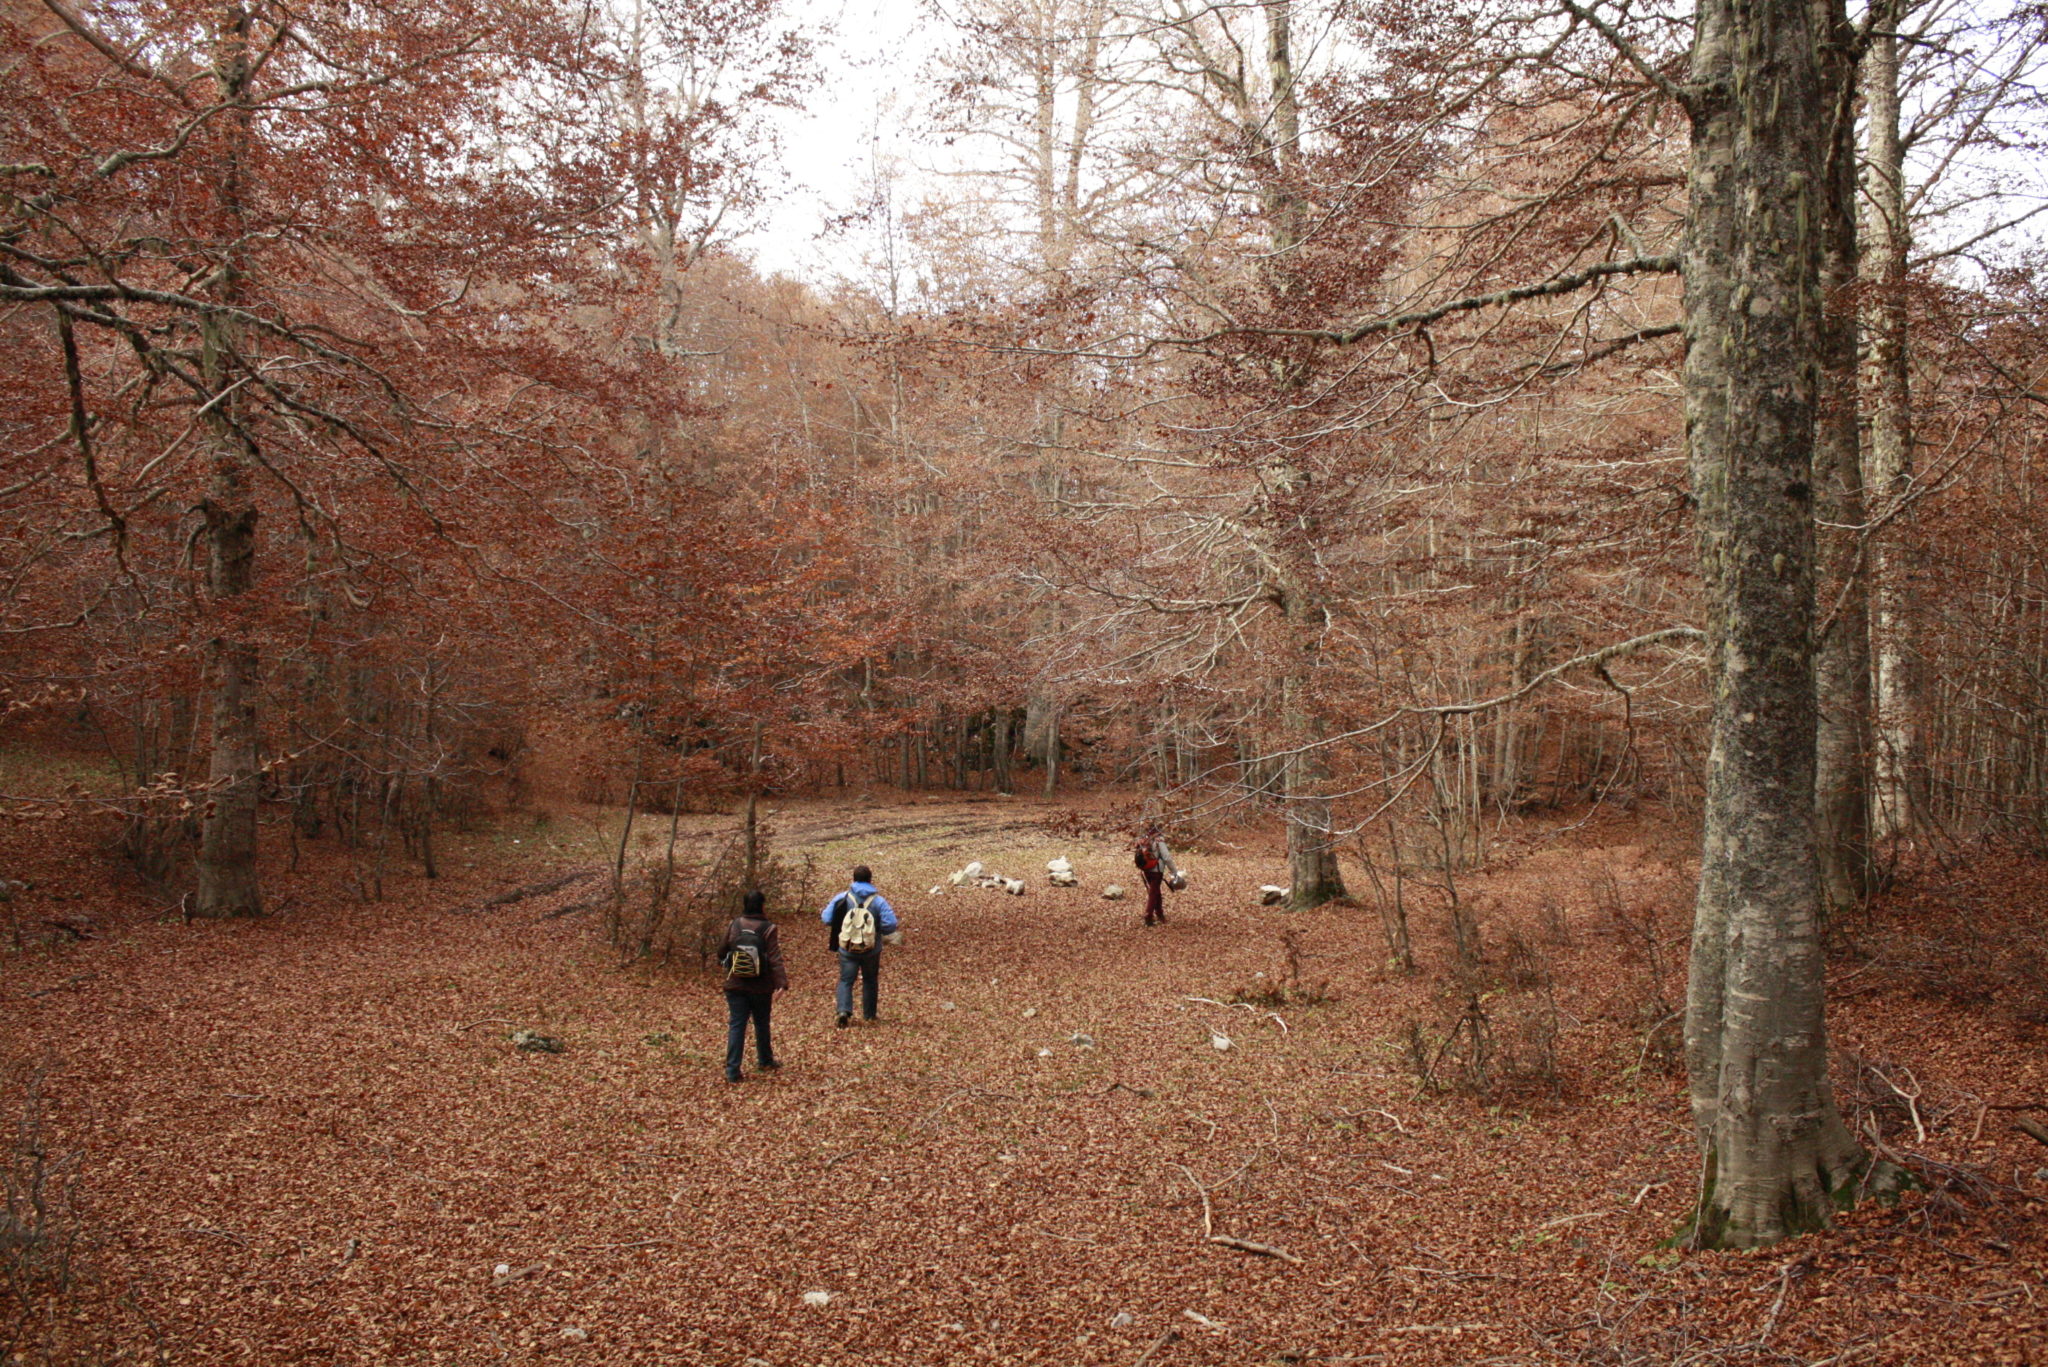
top-left (3, 0), bottom-right (2048, 1249)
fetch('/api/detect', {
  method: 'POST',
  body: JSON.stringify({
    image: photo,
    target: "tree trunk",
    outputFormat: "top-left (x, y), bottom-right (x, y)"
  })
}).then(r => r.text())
top-left (1280, 587), bottom-right (1346, 910)
top-left (1862, 0), bottom-right (1923, 848)
top-left (193, 5), bottom-right (263, 919)
top-left (1812, 0), bottom-right (1873, 917)
top-left (993, 707), bottom-right (1015, 793)
top-left (1680, 0), bottom-right (1868, 1248)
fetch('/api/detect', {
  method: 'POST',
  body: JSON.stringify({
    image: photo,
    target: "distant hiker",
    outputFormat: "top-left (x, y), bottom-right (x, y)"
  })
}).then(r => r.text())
top-left (821, 865), bottom-right (899, 1027)
top-left (718, 889), bottom-right (787, 1083)
top-left (1134, 824), bottom-right (1180, 926)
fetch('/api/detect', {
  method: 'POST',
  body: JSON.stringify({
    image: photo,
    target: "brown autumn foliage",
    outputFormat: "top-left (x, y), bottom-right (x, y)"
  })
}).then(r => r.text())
top-left (3, 0), bottom-right (2048, 1352)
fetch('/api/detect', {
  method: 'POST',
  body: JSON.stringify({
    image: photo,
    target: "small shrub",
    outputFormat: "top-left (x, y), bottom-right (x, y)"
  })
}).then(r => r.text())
top-left (1401, 982), bottom-right (1561, 1099)
top-left (1230, 929), bottom-right (1334, 1008)
top-left (1, 1065), bottom-right (81, 1311)
top-left (611, 822), bottom-right (817, 968)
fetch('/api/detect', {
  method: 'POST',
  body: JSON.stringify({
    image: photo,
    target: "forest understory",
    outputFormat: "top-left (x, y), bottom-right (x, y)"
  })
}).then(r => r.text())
top-left (4, 781), bottom-right (2046, 1367)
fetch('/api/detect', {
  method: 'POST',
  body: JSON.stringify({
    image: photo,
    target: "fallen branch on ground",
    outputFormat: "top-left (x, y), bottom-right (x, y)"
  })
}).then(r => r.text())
top-left (1132, 1328), bottom-right (1179, 1366)
top-left (566, 1239), bottom-right (675, 1253)
top-left (20, 972), bottom-right (95, 999)
top-left (1173, 1163), bottom-right (1303, 1266)
top-left (540, 899), bottom-right (603, 920)
top-left (456, 870), bottom-right (597, 915)
top-left (916, 1087), bottom-right (1021, 1129)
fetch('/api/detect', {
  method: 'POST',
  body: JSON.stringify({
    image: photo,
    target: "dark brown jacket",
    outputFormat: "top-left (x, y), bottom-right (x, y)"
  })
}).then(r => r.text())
top-left (718, 914), bottom-right (788, 994)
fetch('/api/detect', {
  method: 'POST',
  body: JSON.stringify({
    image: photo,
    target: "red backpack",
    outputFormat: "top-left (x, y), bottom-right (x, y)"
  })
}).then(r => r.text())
top-left (1133, 836), bottom-right (1160, 874)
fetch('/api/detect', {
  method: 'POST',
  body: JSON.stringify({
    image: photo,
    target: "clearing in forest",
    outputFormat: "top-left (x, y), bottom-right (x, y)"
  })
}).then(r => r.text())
top-left (3, 795), bottom-right (2046, 1365)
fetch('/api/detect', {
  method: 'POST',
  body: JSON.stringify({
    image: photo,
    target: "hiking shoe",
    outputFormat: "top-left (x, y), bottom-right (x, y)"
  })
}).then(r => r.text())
top-left (837, 1013), bottom-right (851, 1029)
top-left (725, 1069), bottom-right (742, 1083)
top-left (759, 1059), bottom-right (781, 1070)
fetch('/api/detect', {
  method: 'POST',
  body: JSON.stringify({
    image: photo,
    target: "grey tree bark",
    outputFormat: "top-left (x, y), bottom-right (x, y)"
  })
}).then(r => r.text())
top-left (1679, 0), bottom-right (1867, 1247)
top-left (194, 4), bottom-right (264, 919)
top-left (1811, 0), bottom-right (1874, 917)
top-left (1861, 0), bottom-right (1924, 847)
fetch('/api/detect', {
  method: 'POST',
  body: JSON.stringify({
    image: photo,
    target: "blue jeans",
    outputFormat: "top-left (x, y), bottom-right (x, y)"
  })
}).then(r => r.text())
top-left (837, 948), bottom-right (881, 1019)
top-left (725, 990), bottom-right (774, 1073)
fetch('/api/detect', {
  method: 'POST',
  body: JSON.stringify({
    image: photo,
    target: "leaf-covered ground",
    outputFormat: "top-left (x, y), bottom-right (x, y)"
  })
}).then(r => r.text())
top-left (3, 792), bottom-right (2046, 1365)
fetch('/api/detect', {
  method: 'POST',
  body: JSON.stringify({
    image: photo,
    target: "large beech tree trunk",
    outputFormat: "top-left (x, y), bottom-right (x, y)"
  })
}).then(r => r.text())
top-left (194, 5), bottom-right (264, 919)
top-left (1680, 0), bottom-right (1866, 1248)
top-left (1259, 0), bottom-right (1342, 912)
top-left (1862, 0), bottom-right (1924, 847)
top-left (1811, 0), bottom-right (1873, 917)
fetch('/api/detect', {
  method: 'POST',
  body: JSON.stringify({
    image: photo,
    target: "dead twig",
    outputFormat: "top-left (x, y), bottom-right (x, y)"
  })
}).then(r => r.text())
top-left (1209, 1233), bottom-right (1302, 1263)
top-left (182, 1221), bottom-right (250, 1247)
top-left (540, 899), bottom-right (603, 920)
top-left (916, 1087), bottom-right (1019, 1129)
top-left (305, 1237), bottom-right (359, 1287)
top-left (2015, 1116), bottom-right (2048, 1149)
top-left (1172, 1163), bottom-right (1302, 1266)
top-left (1755, 1255), bottom-right (1807, 1348)
top-left (23, 973), bottom-right (95, 999)
top-left (566, 1238), bottom-right (675, 1252)
top-left (1132, 1327), bottom-right (1179, 1366)
top-left (453, 1018), bottom-right (527, 1034)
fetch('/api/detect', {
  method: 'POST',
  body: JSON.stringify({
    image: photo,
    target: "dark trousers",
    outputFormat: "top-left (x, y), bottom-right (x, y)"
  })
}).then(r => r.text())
top-left (725, 990), bottom-right (774, 1073)
top-left (1143, 871), bottom-right (1165, 923)
top-left (837, 948), bottom-right (881, 1019)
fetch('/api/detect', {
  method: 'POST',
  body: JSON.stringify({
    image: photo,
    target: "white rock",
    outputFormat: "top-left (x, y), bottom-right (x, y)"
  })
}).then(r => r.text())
top-left (1002, 877), bottom-right (1026, 895)
top-left (1022, 1007), bottom-right (1038, 1019)
top-left (1110, 1312), bottom-right (1135, 1329)
top-left (1036, 1048), bottom-right (1052, 1058)
top-left (1047, 856), bottom-right (1073, 874)
top-left (963, 860), bottom-right (984, 879)
top-left (559, 1327), bottom-right (588, 1343)
top-left (947, 870), bottom-right (968, 886)
top-left (1259, 885), bottom-right (1288, 906)
top-left (929, 885), bottom-right (945, 896)
top-left (494, 1263), bottom-right (511, 1277)
top-left (802, 1290), bottom-right (832, 1308)
top-left (1049, 870), bottom-right (1079, 886)
top-left (1101, 884), bottom-right (1126, 900)
top-left (940, 1000), bottom-right (957, 1011)
top-left (1209, 1031), bottom-right (1233, 1051)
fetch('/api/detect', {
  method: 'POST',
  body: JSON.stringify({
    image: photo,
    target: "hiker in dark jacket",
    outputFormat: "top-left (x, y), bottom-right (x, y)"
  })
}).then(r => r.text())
top-left (718, 890), bottom-right (787, 1083)
top-left (820, 865), bottom-right (899, 1028)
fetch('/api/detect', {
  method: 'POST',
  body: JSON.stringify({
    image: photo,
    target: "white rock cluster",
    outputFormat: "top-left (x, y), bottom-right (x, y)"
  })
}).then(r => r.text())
top-left (1046, 856), bottom-right (1079, 887)
top-left (1260, 885), bottom-right (1289, 906)
top-left (946, 860), bottom-right (1026, 894)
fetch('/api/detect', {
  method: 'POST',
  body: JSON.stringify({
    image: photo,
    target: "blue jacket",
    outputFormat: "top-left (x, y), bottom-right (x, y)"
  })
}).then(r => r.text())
top-left (821, 881), bottom-right (898, 951)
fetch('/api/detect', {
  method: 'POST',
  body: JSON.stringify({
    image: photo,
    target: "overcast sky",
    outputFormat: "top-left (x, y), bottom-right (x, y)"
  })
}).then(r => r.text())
top-left (733, 0), bottom-right (940, 281)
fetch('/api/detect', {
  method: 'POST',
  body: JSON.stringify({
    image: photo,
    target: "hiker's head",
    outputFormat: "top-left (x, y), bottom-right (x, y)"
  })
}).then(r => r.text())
top-left (742, 889), bottom-right (766, 917)
top-left (852, 865), bottom-right (873, 885)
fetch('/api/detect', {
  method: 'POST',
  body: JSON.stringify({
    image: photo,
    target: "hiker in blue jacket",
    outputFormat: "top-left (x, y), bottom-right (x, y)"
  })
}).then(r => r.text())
top-left (820, 864), bottom-right (899, 1028)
